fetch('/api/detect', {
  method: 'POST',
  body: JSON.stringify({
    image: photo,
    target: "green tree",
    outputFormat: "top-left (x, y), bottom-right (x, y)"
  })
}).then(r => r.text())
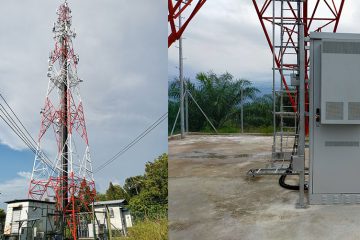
top-left (0, 209), bottom-right (5, 218)
top-left (143, 154), bottom-right (168, 203)
top-left (124, 175), bottom-right (145, 198)
top-left (169, 71), bottom-right (259, 132)
top-left (129, 154), bottom-right (168, 219)
top-left (96, 192), bottom-right (107, 201)
top-left (0, 208), bottom-right (5, 231)
top-left (97, 154), bottom-right (168, 220)
top-left (243, 94), bottom-right (273, 128)
top-left (106, 182), bottom-right (129, 201)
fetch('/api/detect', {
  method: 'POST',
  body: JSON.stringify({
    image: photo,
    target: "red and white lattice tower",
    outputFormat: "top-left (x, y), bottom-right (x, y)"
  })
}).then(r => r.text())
top-left (28, 2), bottom-right (96, 239)
top-left (252, 0), bottom-right (345, 134)
top-left (168, 0), bottom-right (207, 47)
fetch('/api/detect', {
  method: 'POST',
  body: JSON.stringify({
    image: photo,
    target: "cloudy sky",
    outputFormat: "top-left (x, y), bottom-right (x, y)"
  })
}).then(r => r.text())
top-left (168, 0), bottom-right (359, 85)
top-left (0, 0), bottom-right (167, 208)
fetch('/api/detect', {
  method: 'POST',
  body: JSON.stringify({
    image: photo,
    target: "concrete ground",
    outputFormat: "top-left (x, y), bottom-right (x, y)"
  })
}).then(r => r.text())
top-left (169, 134), bottom-right (360, 240)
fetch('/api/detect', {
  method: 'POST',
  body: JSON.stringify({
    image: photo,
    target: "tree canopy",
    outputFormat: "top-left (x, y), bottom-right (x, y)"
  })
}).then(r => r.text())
top-left (105, 182), bottom-right (130, 201)
top-left (97, 154), bottom-right (168, 219)
top-left (169, 71), bottom-right (262, 133)
top-left (129, 154), bottom-right (168, 215)
top-left (0, 208), bottom-right (5, 230)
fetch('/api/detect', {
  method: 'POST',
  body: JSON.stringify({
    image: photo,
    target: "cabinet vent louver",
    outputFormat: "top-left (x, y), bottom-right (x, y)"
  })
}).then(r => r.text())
top-left (323, 41), bottom-right (360, 54)
top-left (325, 141), bottom-right (359, 147)
top-left (326, 102), bottom-right (343, 120)
top-left (348, 102), bottom-right (360, 120)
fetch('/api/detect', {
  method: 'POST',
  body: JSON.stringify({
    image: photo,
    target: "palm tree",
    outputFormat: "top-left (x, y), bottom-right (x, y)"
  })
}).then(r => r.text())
top-left (168, 71), bottom-right (259, 131)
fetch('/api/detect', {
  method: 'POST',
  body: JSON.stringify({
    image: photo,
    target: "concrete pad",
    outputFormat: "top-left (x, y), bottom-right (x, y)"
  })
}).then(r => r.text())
top-left (169, 134), bottom-right (360, 240)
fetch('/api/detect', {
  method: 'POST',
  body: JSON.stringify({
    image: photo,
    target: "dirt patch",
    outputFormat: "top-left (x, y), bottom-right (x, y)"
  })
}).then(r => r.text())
top-left (169, 221), bottom-right (194, 231)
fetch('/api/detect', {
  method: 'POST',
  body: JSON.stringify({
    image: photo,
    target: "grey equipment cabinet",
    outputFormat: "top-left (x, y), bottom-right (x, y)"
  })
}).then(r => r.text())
top-left (310, 32), bottom-right (360, 204)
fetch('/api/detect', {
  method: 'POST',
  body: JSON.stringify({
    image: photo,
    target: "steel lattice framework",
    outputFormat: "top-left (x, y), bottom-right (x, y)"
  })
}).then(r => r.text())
top-left (28, 2), bottom-right (96, 239)
top-left (252, 0), bottom-right (345, 133)
top-left (168, 0), bottom-right (207, 47)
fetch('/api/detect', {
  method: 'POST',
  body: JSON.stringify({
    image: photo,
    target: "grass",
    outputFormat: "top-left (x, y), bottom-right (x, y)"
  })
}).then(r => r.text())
top-left (115, 218), bottom-right (168, 240)
top-left (243, 125), bottom-right (274, 135)
top-left (213, 125), bottom-right (274, 135)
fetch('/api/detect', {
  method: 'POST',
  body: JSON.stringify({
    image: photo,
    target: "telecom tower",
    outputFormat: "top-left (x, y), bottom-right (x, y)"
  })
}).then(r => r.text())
top-left (28, 2), bottom-right (96, 239)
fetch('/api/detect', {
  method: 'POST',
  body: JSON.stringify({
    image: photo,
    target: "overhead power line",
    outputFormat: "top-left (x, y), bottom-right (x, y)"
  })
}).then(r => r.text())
top-left (0, 96), bottom-right (37, 152)
top-left (0, 94), bottom-right (55, 171)
top-left (0, 94), bottom-right (38, 145)
top-left (94, 112), bottom-right (168, 174)
top-left (0, 93), bottom-right (167, 175)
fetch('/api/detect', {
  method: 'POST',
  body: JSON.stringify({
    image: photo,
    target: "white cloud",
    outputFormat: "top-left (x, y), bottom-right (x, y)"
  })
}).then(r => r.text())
top-left (0, 172), bottom-right (31, 209)
top-left (16, 172), bottom-right (31, 179)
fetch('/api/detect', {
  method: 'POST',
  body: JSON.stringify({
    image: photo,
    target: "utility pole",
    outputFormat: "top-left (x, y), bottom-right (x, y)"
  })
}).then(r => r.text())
top-left (241, 87), bottom-right (244, 134)
top-left (185, 85), bottom-right (189, 133)
top-left (294, 0), bottom-right (306, 208)
top-left (297, 22), bottom-right (306, 209)
top-left (45, 205), bottom-right (48, 239)
top-left (271, 0), bottom-right (276, 156)
top-left (92, 202), bottom-right (96, 240)
top-left (106, 206), bottom-right (112, 240)
top-left (179, 2), bottom-right (185, 138)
